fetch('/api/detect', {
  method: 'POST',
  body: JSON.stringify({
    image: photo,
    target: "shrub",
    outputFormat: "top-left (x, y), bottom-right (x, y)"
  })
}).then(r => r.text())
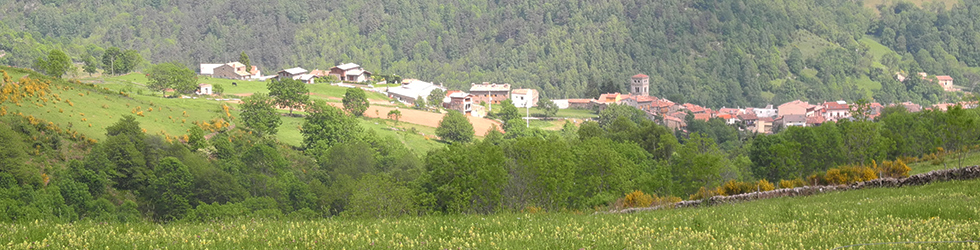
top-left (779, 178), bottom-right (807, 188)
top-left (824, 166), bottom-right (877, 185)
top-left (689, 186), bottom-right (718, 200)
top-left (718, 180), bottom-right (754, 196)
top-left (623, 190), bottom-right (654, 208)
top-left (756, 179), bottom-right (775, 191)
top-left (877, 159), bottom-right (911, 178)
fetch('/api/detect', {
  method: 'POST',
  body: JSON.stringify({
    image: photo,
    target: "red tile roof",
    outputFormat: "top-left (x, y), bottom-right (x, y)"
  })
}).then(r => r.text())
top-left (823, 101), bottom-right (849, 111)
top-left (634, 96), bottom-right (656, 102)
top-left (693, 113), bottom-right (711, 122)
top-left (632, 74), bottom-right (649, 78)
top-left (738, 113), bottom-right (758, 120)
top-left (936, 75), bottom-right (953, 81)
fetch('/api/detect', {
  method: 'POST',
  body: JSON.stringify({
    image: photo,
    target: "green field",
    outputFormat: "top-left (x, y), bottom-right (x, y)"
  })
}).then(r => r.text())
top-left (4, 67), bottom-right (443, 153)
top-left (909, 151), bottom-right (980, 175)
top-left (4, 178), bottom-right (978, 249)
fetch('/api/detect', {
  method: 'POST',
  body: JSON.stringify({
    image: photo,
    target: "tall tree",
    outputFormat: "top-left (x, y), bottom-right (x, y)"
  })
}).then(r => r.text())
top-left (342, 87), bottom-right (369, 116)
top-left (303, 100), bottom-right (363, 151)
top-left (436, 110), bottom-right (475, 143)
top-left (239, 93), bottom-right (282, 136)
top-left (101, 47), bottom-right (121, 75)
top-left (239, 51), bottom-right (251, 74)
top-left (146, 62), bottom-right (197, 97)
top-left (37, 49), bottom-right (71, 78)
top-left (149, 157), bottom-right (194, 221)
top-left (537, 97), bottom-right (559, 118)
top-left (427, 88), bottom-right (445, 108)
top-left (82, 55), bottom-right (99, 76)
top-left (267, 78), bottom-right (309, 114)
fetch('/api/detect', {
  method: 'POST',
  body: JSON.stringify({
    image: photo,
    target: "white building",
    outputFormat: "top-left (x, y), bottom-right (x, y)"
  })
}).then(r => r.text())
top-left (199, 64), bottom-right (223, 75)
top-left (754, 104), bottom-right (777, 118)
top-left (196, 83), bottom-right (213, 95)
top-left (510, 89), bottom-right (539, 108)
top-left (387, 79), bottom-right (446, 104)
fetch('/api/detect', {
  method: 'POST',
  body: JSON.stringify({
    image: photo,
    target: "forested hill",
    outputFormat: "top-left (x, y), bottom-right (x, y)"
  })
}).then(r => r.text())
top-left (1, 0), bottom-right (979, 107)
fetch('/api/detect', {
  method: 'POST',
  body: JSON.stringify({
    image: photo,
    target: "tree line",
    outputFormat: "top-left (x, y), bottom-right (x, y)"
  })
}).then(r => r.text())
top-left (2, 69), bottom-right (978, 222)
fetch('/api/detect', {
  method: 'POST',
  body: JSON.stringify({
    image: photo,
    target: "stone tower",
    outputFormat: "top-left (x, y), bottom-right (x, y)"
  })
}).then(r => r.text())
top-left (630, 74), bottom-right (649, 96)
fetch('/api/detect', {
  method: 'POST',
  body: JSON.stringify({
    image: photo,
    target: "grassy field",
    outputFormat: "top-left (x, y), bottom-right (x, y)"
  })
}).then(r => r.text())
top-left (4, 178), bottom-right (978, 249)
top-left (909, 151), bottom-right (980, 175)
top-left (2, 68), bottom-right (444, 153)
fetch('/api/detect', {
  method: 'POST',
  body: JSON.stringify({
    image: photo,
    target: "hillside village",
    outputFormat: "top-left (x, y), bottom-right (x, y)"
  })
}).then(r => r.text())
top-left (198, 61), bottom-right (976, 135)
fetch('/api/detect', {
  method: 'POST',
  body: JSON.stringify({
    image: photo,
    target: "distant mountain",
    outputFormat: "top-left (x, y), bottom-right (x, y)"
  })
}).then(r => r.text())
top-left (0, 0), bottom-right (977, 107)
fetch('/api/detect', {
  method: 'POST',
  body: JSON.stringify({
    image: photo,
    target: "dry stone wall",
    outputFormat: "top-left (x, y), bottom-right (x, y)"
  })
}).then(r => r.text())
top-left (610, 166), bottom-right (980, 214)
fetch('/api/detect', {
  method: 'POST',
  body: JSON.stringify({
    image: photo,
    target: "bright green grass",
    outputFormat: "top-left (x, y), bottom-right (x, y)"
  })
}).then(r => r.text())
top-left (860, 36), bottom-right (895, 64)
top-left (271, 113), bottom-right (444, 156)
top-left (786, 30), bottom-right (837, 58)
top-left (3, 79), bottom-right (222, 142)
top-left (909, 151), bottom-right (980, 175)
top-left (527, 107), bottom-right (597, 119)
top-left (86, 74), bottom-right (391, 103)
top-left (5, 178), bottom-right (979, 249)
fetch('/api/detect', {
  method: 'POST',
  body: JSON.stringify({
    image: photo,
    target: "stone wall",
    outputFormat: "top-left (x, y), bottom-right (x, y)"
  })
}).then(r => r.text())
top-left (609, 166), bottom-right (980, 214)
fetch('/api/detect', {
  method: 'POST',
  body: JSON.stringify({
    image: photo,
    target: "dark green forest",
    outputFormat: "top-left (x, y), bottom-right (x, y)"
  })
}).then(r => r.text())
top-left (2, 0), bottom-right (979, 107)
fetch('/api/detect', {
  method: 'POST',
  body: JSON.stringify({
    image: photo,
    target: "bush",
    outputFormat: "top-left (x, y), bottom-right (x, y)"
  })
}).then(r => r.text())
top-left (622, 190), bottom-right (654, 208)
top-left (689, 186), bottom-right (718, 200)
top-left (778, 178), bottom-right (807, 188)
top-left (824, 166), bottom-right (877, 185)
top-left (718, 180), bottom-right (754, 196)
top-left (877, 159), bottom-right (911, 178)
top-left (756, 179), bottom-right (775, 191)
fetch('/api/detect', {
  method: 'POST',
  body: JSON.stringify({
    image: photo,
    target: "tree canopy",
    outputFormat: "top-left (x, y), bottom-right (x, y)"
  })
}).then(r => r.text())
top-left (436, 110), bottom-right (475, 144)
top-left (342, 87), bottom-right (369, 116)
top-left (146, 62), bottom-right (197, 97)
top-left (239, 93), bottom-right (282, 136)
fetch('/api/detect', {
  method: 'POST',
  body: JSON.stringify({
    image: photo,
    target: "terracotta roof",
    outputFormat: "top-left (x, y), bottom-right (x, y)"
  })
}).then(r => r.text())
top-left (936, 75), bottom-right (953, 81)
top-left (718, 114), bottom-right (736, 120)
top-left (664, 115), bottom-right (684, 122)
top-left (693, 113), bottom-right (711, 122)
top-left (738, 113), bottom-right (758, 120)
top-left (653, 99), bottom-right (675, 107)
top-left (634, 95), bottom-right (656, 102)
top-left (823, 101), bottom-right (849, 110)
top-left (684, 103), bottom-right (706, 113)
top-left (807, 115), bottom-right (826, 125)
top-left (718, 108), bottom-right (741, 114)
top-left (669, 111), bottom-right (687, 119)
top-left (632, 73), bottom-right (649, 78)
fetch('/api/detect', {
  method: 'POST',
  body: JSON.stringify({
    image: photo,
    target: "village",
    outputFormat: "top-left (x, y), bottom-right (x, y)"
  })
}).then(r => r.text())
top-left (197, 61), bottom-right (975, 135)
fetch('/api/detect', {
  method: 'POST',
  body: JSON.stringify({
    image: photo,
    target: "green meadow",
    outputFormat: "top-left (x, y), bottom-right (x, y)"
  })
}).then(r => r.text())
top-left (4, 177), bottom-right (978, 249)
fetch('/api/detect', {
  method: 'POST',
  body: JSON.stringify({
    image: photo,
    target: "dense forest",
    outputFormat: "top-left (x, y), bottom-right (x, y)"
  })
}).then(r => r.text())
top-left (2, 66), bottom-right (978, 222)
top-left (1, 0), bottom-right (979, 107)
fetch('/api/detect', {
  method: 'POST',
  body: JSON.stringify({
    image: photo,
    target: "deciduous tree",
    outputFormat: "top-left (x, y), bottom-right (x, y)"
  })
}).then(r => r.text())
top-left (267, 78), bottom-right (309, 115)
top-left (146, 62), bottom-right (197, 97)
top-left (239, 93), bottom-right (282, 136)
top-left (436, 110), bottom-right (474, 143)
top-left (342, 87), bottom-right (369, 116)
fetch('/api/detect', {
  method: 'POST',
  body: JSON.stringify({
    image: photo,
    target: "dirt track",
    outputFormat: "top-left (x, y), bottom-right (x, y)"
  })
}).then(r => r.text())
top-left (325, 103), bottom-right (503, 136)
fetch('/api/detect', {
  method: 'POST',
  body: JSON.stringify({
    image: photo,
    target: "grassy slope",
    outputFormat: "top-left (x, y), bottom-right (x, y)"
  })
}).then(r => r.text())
top-left (909, 151), bottom-right (980, 175)
top-left (5, 178), bottom-right (979, 249)
top-left (2, 68), bottom-right (443, 154)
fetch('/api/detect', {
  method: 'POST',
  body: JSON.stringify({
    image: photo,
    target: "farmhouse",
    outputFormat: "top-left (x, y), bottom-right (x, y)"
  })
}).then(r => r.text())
top-left (470, 83), bottom-right (511, 105)
top-left (196, 83), bottom-right (213, 95)
top-left (510, 89), bottom-right (539, 108)
top-left (444, 92), bottom-right (474, 116)
top-left (199, 64), bottom-right (223, 75)
top-left (387, 79), bottom-right (446, 104)
top-left (328, 63), bottom-right (372, 82)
